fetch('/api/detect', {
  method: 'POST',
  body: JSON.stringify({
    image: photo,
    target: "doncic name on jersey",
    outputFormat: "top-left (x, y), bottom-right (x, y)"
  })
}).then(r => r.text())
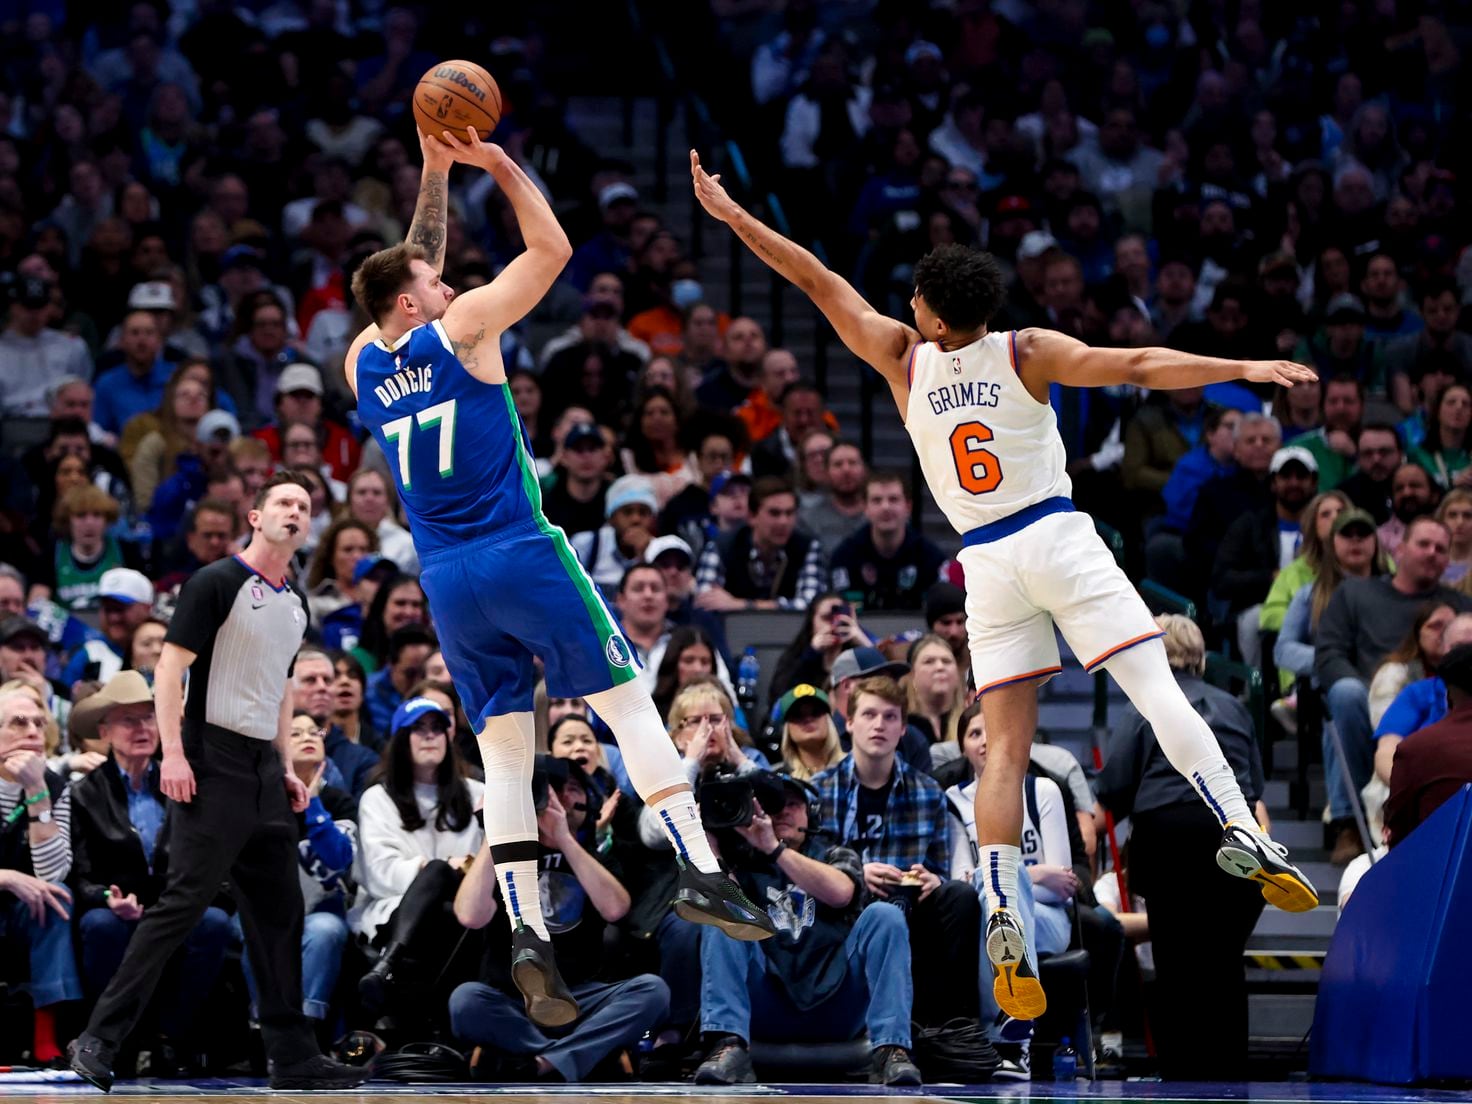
top-left (925, 378), bottom-right (1002, 416)
top-left (373, 358), bottom-right (434, 407)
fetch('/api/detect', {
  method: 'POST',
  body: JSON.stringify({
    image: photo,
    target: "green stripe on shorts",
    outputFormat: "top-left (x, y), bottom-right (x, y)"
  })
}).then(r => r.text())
top-left (499, 385), bottom-right (637, 686)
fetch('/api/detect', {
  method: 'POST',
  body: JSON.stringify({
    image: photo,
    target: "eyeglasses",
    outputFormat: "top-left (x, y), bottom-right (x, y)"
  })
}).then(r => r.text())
top-left (677, 713), bottom-right (728, 731)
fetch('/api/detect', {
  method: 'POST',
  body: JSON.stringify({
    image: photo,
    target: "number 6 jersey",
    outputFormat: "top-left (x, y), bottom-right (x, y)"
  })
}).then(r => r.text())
top-left (356, 320), bottom-right (538, 555)
top-left (904, 330), bottom-right (1071, 536)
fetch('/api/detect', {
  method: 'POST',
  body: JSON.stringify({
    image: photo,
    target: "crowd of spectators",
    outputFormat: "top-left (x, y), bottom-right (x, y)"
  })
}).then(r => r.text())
top-left (2, 0), bottom-right (1472, 1087)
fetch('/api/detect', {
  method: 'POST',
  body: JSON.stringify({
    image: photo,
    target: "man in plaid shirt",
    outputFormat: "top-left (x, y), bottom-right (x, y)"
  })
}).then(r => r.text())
top-left (813, 676), bottom-right (981, 1027)
top-left (694, 477), bottom-right (825, 611)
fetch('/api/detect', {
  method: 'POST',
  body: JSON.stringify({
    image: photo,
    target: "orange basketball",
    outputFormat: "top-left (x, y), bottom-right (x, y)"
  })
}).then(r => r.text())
top-left (413, 60), bottom-right (502, 143)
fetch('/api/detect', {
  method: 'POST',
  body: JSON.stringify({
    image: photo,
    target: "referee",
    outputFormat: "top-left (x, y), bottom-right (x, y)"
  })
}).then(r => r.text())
top-left (69, 472), bottom-right (368, 1092)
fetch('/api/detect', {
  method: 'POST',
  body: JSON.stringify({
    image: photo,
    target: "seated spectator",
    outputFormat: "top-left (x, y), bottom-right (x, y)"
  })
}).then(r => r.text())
top-left (351, 572), bottom-right (428, 674)
top-left (303, 518), bottom-right (377, 629)
top-left (0, 688), bottom-right (81, 1065)
top-left (1178, 413), bottom-right (1279, 600)
top-left (540, 423), bottom-right (611, 539)
top-left (67, 672), bottom-right (230, 1058)
top-left (1370, 605), bottom-right (1458, 734)
top-left (352, 697), bottom-right (484, 1012)
top-left (0, 616), bottom-right (72, 734)
top-left (813, 676), bottom-right (980, 1030)
top-left (694, 477), bottom-right (823, 612)
top-left (793, 428), bottom-right (834, 500)
top-left (36, 486), bottom-right (144, 612)
top-left (621, 386), bottom-right (688, 478)
top-left (693, 772), bottom-right (922, 1087)
top-left (703, 470), bottom-right (753, 549)
top-left (281, 421), bottom-right (346, 503)
top-left (1372, 613), bottom-right (1472, 797)
top-left (798, 440), bottom-right (868, 553)
top-left (829, 472), bottom-right (947, 611)
top-left (769, 594), bottom-right (871, 703)
top-left (449, 756), bottom-right (669, 1082)
top-left (344, 469), bottom-right (417, 575)
top-left (827, 646), bottom-right (932, 775)
top-left (1378, 462), bottom-right (1438, 558)
top-left (1338, 424), bottom-right (1405, 524)
top-left (545, 715), bottom-right (622, 837)
top-left (1436, 489), bottom-right (1472, 584)
top-left (1385, 641), bottom-right (1472, 846)
top-left (92, 310), bottom-right (173, 437)
top-left (0, 274), bottom-right (93, 419)
top-left (751, 383), bottom-right (829, 479)
top-left (1408, 383), bottom-right (1472, 491)
top-left (125, 364), bottom-right (211, 512)
top-left (1122, 389), bottom-right (1211, 517)
top-left (571, 476), bottom-right (659, 592)
top-left (1314, 517), bottom-right (1471, 853)
top-left (60, 568), bottom-right (155, 687)
top-left (329, 650), bottom-right (380, 752)
top-left (124, 618), bottom-right (167, 682)
top-left (1397, 351), bottom-right (1459, 454)
top-left (1384, 281), bottom-right (1472, 400)
top-left (1297, 376), bottom-right (1365, 489)
top-left (294, 648), bottom-right (377, 799)
top-left (735, 348), bottom-right (800, 445)
top-left (1096, 615), bottom-right (1266, 1081)
top-left (1212, 446), bottom-right (1317, 661)
top-left (153, 496), bottom-right (241, 593)
top-left (924, 582), bottom-right (969, 676)
top-left (905, 634), bottom-right (966, 767)
top-left (658, 427), bottom-right (744, 553)
top-left (649, 625), bottom-right (735, 723)
top-left (775, 684), bottom-right (844, 781)
top-left (218, 293), bottom-right (312, 430)
top-left (252, 364), bottom-right (360, 484)
top-left (364, 625), bottom-right (437, 736)
top-left (1293, 294), bottom-right (1386, 399)
top-left (695, 316), bottom-right (766, 412)
top-left (1259, 490), bottom-right (1349, 648)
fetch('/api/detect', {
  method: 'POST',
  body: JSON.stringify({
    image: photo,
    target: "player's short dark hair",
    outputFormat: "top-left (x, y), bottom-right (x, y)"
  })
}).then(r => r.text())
top-left (351, 242), bottom-right (430, 325)
top-left (252, 469), bottom-right (313, 511)
top-left (912, 244), bottom-right (1006, 331)
top-left (750, 476), bottom-right (797, 514)
top-left (864, 469), bottom-right (912, 501)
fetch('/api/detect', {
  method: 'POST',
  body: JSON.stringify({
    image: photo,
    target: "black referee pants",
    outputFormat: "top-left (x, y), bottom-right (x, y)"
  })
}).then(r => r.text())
top-left (86, 729), bottom-right (316, 1065)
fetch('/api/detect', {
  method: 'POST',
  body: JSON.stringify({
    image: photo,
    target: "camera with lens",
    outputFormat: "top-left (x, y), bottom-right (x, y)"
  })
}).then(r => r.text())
top-left (696, 766), bottom-right (786, 829)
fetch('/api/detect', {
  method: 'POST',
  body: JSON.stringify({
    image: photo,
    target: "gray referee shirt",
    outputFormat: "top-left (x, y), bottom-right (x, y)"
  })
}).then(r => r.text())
top-left (166, 555), bottom-right (309, 742)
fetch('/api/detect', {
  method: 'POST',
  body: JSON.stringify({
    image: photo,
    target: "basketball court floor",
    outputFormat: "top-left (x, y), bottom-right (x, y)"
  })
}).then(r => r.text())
top-left (0, 1081), bottom-right (1469, 1103)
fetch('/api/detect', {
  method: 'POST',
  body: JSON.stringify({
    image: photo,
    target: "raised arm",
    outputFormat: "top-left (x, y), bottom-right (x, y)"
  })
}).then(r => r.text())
top-left (1015, 327), bottom-right (1316, 403)
top-left (691, 150), bottom-right (916, 388)
top-left (439, 128), bottom-right (571, 381)
top-left (407, 131), bottom-right (457, 274)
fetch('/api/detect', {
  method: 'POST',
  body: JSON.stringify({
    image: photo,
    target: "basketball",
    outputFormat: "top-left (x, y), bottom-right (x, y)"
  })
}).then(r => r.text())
top-left (413, 59), bottom-right (502, 143)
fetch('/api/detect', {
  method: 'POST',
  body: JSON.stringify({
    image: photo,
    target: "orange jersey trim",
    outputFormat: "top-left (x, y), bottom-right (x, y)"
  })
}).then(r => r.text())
top-left (1083, 631), bottom-right (1166, 672)
top-left (975, 665), bottom-right (1063, 697)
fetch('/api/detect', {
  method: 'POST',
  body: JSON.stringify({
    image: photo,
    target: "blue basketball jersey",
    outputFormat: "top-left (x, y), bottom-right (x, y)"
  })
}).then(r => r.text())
top-left (355, 321), bottom-right (539, 555)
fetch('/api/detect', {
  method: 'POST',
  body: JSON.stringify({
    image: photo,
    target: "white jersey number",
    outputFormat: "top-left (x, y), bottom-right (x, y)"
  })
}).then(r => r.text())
top-left (381, 399), bottom-right (458, 491)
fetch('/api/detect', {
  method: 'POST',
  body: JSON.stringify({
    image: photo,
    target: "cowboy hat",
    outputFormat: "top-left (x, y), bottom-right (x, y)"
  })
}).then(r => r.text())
top-left (71, 671), bottom-right (154, 744)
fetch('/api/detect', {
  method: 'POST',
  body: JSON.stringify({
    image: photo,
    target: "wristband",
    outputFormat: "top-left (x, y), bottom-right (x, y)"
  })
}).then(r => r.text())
top-left (764, 841), bottom-right (787, 862)
top-left (5, 791), bottom-right (47, 826)
top-left (104, 889), bottom-right (113, 901)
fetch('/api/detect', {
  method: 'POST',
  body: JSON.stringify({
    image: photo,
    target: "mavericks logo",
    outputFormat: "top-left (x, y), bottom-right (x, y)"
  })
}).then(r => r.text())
top-left (606, 635), bottom-right (632, 668)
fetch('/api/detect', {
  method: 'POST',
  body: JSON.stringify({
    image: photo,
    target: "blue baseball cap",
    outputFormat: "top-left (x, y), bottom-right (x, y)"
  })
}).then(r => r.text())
top-left (708, 469), bottom-right (752, 501)
top-left (351, 554), bottom-right (398, 586)
top-left (563, 423), bottom-right (604, 451)
top-left (390, 696), bottom-right (450, 735)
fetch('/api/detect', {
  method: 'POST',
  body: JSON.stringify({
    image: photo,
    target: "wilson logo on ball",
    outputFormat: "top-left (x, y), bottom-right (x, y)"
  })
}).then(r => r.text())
top-left (434, 67), bottom-right (488, 101)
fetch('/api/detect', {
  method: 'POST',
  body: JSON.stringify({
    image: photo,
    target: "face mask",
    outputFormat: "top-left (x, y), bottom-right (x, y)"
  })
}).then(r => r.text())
top-left (1145, 23), bottom-right (1171, 50)
top-left (671, 279), bottom-right (704, 310)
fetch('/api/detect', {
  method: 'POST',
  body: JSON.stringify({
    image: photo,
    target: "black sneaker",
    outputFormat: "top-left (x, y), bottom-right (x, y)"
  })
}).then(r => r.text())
top-left (693, 1035), bottom-right (756, 1085)
top-left (870, 1044), bottom-right (923, 1086)
top-left (68, 1035), bottom-right (117, 1093)
top-left (671, 859), bottom-right (776, 941)
top-left (267, 1053), bottom-right (372, 1090)
top-left (985, 908), bottom-right (1047, 1020)
top-left (511, 923), bottom-right (579, 1028)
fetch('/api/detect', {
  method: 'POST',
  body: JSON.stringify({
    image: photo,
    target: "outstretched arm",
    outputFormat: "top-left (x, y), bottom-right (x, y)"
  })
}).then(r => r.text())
top-left (407, 131), bottom-right (457, 273)
top-left (439, 127), bottom-right (571, 382)
top-left (1016, 327), bottom-right (1317, 402)
top-left (691, 150), bottom-right (915, 386)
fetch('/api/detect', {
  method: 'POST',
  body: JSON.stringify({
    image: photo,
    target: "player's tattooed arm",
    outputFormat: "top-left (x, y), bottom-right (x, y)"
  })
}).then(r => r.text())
top-left (451, 322), bottom-right (489, 371)
top-left (406, 169), bottom-right (448, 272)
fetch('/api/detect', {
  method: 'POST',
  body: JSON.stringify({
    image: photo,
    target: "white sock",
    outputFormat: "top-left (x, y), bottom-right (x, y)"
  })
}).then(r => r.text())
top-left (979, 844), bottom-right (1022, 912)
top-left (646, 789), bottom-right (721, 874)
top-left (476, 713), bottom-right (549, 940)
top-left (1102, 639), bottom-right (1255, 828)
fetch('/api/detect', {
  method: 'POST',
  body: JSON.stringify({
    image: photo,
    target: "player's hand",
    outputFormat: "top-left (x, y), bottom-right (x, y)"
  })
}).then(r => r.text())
top-left (417, 127), bottom-right (457, 172)
top-left (691, 151), bottom-right (744, 225)
top-left (863, 862), bottom-right (905, 899)
top-left (439, 127), bottom-right (511, 174)
top-left (1243, 360), bottom-right (1317, 388)
top-left (106, 885), bottom-right (144, 922)
top-left (284, 772), bottom-right (310, 814)
top-left (160, 752), bottom-right (196, 803)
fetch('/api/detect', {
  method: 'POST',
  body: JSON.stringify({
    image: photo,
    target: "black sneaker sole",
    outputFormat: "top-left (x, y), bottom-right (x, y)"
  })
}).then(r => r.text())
top-left (70, 1067), bottom-right (113, 1093)
top-left (673, 890), bottom-right (775, 941)
top-left (512, 957), bottom-right (579, 1028)
top-left (268, 1072), bottom-right (371, 1090)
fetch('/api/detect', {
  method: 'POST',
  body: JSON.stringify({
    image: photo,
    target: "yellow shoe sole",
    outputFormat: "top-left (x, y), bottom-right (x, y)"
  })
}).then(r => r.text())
top-left (1251, 868), bottom-right (1320, 913)
top-left (992, 962), bottom-right (1048, 1020)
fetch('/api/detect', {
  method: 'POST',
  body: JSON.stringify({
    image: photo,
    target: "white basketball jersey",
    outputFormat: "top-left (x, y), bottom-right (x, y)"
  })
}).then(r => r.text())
top-left (903, 331), bottom-right (1071, 535)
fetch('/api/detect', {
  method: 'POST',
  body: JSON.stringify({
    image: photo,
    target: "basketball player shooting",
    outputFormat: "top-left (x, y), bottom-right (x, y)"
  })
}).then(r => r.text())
top-left (341, 130), bottom-right (775, 1029)
top-left (692, 150), bottom-right (1318, 1021)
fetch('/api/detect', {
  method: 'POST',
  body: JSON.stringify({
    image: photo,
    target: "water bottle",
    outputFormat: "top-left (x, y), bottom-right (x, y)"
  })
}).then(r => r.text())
top-left (1052, 1037), bottom-right (1078, 1082)
top-left (736, 647), bottom-right (760, 716)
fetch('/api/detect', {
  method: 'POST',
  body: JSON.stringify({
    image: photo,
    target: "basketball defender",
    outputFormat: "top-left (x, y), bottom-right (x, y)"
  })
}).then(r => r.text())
top-left (692, 151), bottom-right (1317, 1021)
top-left (344, 131), bottom-right (774, 1028)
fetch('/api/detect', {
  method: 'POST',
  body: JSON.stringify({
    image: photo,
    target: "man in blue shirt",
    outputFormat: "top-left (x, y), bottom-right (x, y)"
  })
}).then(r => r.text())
top-left (92, 311), bottom-right (173, 435)
top-left (364, 626), bottom-right (437, 736)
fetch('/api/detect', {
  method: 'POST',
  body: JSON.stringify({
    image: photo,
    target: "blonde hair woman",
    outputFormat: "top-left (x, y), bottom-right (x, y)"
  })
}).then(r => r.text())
top-left (905, 634), bottom-right (966, 766)
top-left (774, 684), bottom-right (843, 780)
top-left (1259, 490), bottom-right (1349, 634)
top-left (1436, 488), bottom-right (1472, 586)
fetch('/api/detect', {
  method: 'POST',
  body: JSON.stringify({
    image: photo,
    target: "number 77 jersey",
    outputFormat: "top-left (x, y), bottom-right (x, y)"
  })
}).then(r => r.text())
top-left (356, 320), bottom-right (542, 555)
top-left (904, 330), bottom-right (1072, 536)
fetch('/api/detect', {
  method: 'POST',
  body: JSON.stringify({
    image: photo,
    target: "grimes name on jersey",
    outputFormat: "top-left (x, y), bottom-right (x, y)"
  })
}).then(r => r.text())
top-left (926, 379), bottom-right (1001, 416)
top-left (374, 364), bottom-right (433, 407)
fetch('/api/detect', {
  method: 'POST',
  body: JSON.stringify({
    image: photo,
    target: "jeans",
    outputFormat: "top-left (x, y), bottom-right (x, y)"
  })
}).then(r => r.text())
top-left (1325, 677), bottom-right (1374, 820)
top-left (654, 907), bottom-right (700, 1027)
top-left (449, 975), bottom-right (669, 1082)
top-left (235, 910), bottom-right (349, 1021)
top-left (0, 895), bottom-right (83, 1008)
top-left (699, 901), bottom-right (912, 1050)
top-left (79, 905), bottom-right (230, 1037)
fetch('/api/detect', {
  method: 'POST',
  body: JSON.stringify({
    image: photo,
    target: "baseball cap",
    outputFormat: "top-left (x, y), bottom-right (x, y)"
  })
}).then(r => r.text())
top-left (0, 616), bottom-right (47, 649)
top-left (351, 554), bottom-right (398, 586)
top-left (220, 244), bottom-right (264, 272)
top-left (925, 581), bottom-right (966, 624)
top-left (98, 568), bottom-right (153, 606)
top-left (196, 409), bottom-right (241, 443)
top-left (1331, 507), bottom-right (1377, 537)
top-left (772, 683), bottom-right (831, 728)
top-left (390, 696), bottom-right (450, 735)
top-left (563, 423), bottom-right (605, 451)
top-left (1016, 230), bottom-right (1058, 261)
top-left (127, 281), bottom-right (177, 311)
top-left (645, 535), bottom-right (693, 567)
top-left (11, 275), bottom-right (51, 309)
top-left (1325, 293), bottom-right (1366, 324)
top-left (276, 363), bottom-right (324, 396)
top-left (1269, 446), bottom-right (1318, 475)
top-left (709, 470), bottom-right (752, 500)
top-left (605, 475), bottom-right (657, 519)
top-left (830, 645), bottom-right (910, 687)
top-left (597, 182), bottom-right (638, 211)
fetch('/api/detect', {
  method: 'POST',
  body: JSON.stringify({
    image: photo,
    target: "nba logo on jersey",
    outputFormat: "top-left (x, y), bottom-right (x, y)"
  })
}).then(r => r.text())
top-left (250, 584), bottom-right (263, 601)
top-left (605, 635), bottom-right (632, 668)
top-left (951, 356), bottom-right (963, 375)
